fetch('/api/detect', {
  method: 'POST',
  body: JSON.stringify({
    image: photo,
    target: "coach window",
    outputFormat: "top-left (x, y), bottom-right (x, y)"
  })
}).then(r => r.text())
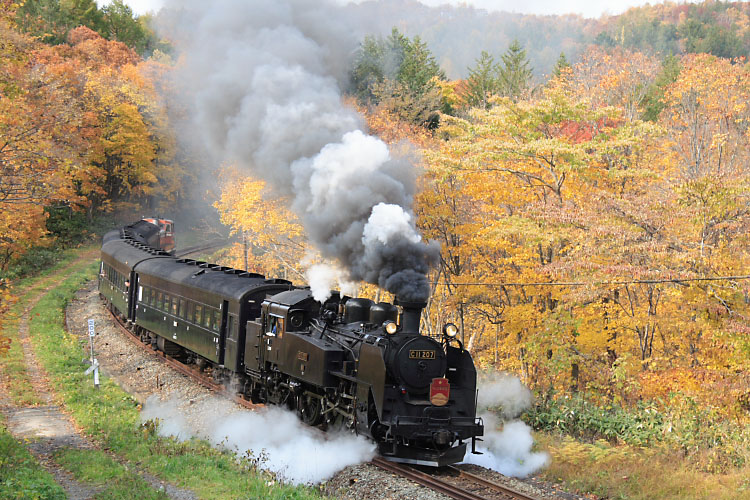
top-left (203, 308), bottom-right (212, 328)
top-left (187, 302), bottom-right (194, 323)
top-left (178, 299), bottom-right (186, 318)
top-left (195, 304), bottom-right (203, 326)
top-left (211, 310), bottom-right (220, 332)
top-left (172, 297), bottom-right (178, 316)
top-left (156, 292), bottom-right (163, 311)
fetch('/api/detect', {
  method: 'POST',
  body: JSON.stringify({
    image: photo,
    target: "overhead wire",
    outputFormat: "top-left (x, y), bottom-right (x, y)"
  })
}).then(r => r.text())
top-left (432, 275), bottom-right (750, 287)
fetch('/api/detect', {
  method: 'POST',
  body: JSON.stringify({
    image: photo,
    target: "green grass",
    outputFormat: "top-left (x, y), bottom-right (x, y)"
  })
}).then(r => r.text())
top-left (55, 449), bottom-right (168, 500)
top-left (0, 247), bottom-right (97, 405)
top-left (23, 253), bottom-right (325, 500)
top-left (0, 425), bottom-right (66, 500)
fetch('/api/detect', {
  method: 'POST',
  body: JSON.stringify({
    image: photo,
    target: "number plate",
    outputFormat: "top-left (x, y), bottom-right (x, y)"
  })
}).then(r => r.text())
top-left (409, 350), bottom-right (435, 359)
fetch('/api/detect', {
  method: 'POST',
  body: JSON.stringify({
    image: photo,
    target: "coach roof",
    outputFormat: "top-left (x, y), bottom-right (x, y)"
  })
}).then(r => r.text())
top-left (134, 257), bottom-right (293, 301)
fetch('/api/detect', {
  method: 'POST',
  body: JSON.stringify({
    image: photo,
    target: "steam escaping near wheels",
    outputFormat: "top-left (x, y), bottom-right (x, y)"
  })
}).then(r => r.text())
top-left (141, 395), bottom-right (376, 485)
top-left (158, 0), bottom-right (438, 302)
top-left (464, 373), bottom-right (550, 478)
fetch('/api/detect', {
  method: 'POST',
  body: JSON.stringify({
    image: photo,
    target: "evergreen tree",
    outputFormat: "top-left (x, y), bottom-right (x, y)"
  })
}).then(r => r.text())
top-left (461, 50), bottom-right (498, 110)
top-left (552, 52), bottom-right (570, 78)
top-left (15, 0), bottom-right (73, 44)
top-left (14, 0), bottom-right (153, 54)
top-left (350, 34), bottom-right (386, 103)
top-left (102, 0), bottom-right (146, 52)
top-left (397, 36), bottom-right (445, 97)
top-left (497, 40), bottom-right (533, 101)
top-left (384, 27), bottom-right (409, 80)
top-left (350, 27), bottom-right (446, 128)
top-left (65, 0), bottom-right (106, 33)
top-left (640, 53), bottom-right (681, 122)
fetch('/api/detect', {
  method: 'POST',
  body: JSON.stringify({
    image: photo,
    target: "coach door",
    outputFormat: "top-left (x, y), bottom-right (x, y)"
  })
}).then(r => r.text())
top-left (128, 272), bottom-right (139, 321)
top-left (217, 300), bottom-right (228, 366)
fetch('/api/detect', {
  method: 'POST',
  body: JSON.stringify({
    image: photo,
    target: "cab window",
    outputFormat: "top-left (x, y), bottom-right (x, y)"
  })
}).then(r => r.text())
top-left (268, 316), bottom-right (284, 338)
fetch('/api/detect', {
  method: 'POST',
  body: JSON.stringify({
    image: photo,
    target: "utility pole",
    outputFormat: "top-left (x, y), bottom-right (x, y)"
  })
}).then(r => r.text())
top-left (243, 231), bottom-right (248, 271)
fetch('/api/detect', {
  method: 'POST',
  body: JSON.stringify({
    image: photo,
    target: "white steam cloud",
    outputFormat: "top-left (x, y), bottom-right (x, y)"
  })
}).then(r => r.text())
top-left (463, 373), bottom-right (549, 477)
top-left (160, 0), bottom-right (439, 302)
top-left (477, 372), bottom-right (535, 419)
top-left (305, 263), bottom-right (358, 302)
top-left (141, 395), bottom-right (375, 485)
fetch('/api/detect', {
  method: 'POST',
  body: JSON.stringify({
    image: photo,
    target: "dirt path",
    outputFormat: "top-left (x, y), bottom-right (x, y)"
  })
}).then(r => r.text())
top-left (0, 252), bottom-right (195, 500)
top-left (0, 252), bottom-right (101, 499)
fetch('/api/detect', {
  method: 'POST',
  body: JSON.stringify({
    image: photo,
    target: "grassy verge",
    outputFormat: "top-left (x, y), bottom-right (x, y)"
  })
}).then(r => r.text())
top-left (0, 247), bottom-right (96, 405)
top-left (537, 433), bottom-right (750, 499)
top-left (525, 394), bottom-right (750, 499)
top-left (25, 256), bottom-right (324, 499)
top-left (55, 449), bottom-right (168, 500)
top-left (0, 426), bottom-right (66, 500)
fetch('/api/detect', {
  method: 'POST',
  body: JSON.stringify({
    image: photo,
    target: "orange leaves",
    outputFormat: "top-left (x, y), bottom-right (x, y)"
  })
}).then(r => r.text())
top-left (214, 171), bottom-right (308, 280)
top-left (417, 48), bottom-right (750, 408)
top-left (0, 17), bottom-right (183, 269)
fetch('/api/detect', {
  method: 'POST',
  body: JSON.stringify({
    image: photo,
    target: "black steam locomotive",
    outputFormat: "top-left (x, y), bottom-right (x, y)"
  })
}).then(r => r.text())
top-left (99, 220), bottom-right (483, 466)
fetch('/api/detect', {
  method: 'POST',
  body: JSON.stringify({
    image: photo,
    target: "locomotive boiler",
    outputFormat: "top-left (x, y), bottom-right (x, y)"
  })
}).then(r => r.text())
top-left (99, 221), bottom-right (483, 466)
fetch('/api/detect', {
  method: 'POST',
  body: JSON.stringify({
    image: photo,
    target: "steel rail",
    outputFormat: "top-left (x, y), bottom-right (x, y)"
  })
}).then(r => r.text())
top-left (173, 240), bottom-right (230, 258)
top-left (371, 457), bottom-right (489, 500)
top-left (447, 466), bottom-right (538, 500)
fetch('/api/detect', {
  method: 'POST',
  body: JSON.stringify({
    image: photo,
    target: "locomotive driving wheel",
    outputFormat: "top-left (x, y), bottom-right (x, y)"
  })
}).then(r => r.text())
top-left (298, 393), bottom-right (323, 426)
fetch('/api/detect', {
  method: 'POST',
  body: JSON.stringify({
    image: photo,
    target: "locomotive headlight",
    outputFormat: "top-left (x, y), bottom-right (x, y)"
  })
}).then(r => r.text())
top-left (443, 323), bottom-right (459, 338)
top-left (384, 321), bottom-right (399, 335)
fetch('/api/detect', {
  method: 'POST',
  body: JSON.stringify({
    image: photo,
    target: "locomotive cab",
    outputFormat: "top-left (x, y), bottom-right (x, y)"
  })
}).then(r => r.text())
top-left (141, 217), bottom-right (175, 254)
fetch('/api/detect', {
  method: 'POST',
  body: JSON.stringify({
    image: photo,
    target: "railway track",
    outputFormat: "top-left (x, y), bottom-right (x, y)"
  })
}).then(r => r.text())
top-left (371, 457), bottom-right (540, 500)
top-left (173, 239), bottom-right (230, 258)
top-left (106, 306), bottom-right (261, 411)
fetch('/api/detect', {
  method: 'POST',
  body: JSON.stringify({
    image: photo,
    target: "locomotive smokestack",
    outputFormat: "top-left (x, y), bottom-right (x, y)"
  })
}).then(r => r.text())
top-left (398, 300), bottom-right (426, 334)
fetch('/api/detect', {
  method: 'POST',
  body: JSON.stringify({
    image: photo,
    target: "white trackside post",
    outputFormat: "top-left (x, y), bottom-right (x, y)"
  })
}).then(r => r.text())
top-left (86, 319), bottom-right (100, 388)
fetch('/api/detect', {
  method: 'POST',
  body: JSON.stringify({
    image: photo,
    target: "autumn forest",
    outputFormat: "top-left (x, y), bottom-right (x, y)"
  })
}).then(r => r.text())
top-left (3, 0), bottom-right (750, 497)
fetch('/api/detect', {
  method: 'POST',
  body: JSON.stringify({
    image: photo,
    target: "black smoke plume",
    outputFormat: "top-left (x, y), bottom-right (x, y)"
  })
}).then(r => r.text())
top-left (160, 0), bottom-right (438, 301)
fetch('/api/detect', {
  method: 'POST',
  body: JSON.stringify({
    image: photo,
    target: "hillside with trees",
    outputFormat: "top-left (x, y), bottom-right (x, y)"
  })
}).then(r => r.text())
top-left (595, 1), bottom-right (750, 59)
